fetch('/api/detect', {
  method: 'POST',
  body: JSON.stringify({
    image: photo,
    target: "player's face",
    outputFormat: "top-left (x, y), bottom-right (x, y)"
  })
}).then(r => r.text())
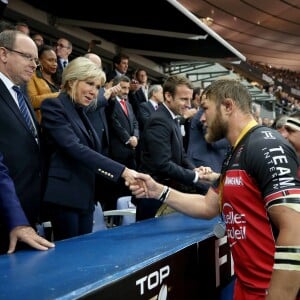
top-left (201, 98), bottom-right (227, 143)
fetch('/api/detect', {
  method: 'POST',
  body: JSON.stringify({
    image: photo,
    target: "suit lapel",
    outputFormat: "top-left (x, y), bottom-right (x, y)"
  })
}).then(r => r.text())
top-left (0, 80), bottom-right (38, 138)
top-left (161, 105), bottom-right (182, 146)
top-left (61, 96), bottom-right (100, 151)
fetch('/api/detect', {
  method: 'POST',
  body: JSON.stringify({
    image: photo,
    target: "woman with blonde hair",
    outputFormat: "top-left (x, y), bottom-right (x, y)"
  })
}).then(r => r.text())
top-left (41, 57), bottom-right (138, 241)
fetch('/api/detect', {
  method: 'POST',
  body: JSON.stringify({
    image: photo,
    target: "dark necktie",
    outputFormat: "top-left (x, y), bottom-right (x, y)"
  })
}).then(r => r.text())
top-left (120, 99), bottom-right (128, 116)
top-left (63, 60), bottom-right (67, 68)
top-left (13, 86), bottom-right (36, 136)
top-left (174, 116), bottom-right (181, 127)
top-left (174, 116), bottom-right (182, 138)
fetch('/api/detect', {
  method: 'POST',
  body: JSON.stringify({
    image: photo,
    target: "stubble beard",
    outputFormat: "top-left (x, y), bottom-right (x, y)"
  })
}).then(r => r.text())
top-left (205, 112), bottom-right (227, 143)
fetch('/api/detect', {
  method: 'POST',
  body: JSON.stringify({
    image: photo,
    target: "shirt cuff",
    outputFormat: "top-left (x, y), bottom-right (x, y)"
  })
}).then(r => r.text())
top-left (193, 171), bottom-right (199, 183)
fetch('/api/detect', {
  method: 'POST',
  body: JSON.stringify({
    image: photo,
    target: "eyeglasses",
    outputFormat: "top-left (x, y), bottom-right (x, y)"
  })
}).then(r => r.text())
top-left (55, 43), bottom-right (69, 49)
top-left (5, 47), bottom-right (39, 66)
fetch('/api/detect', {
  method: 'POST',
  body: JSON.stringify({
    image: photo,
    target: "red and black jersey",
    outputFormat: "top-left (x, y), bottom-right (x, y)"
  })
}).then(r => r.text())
top-left (215, 126), bottom-right (300, 296)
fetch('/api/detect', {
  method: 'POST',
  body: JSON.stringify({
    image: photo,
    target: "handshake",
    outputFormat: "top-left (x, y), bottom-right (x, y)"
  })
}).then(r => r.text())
top-left (121, 166), bottom-right (220, 200)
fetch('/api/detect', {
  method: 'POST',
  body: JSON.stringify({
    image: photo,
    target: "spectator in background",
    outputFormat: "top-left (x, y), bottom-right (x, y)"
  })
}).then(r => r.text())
top-left (0, 152), bottom-right (54, 254)
top-left (284, 112), bottom-right (300, 178)
top-left (181, 87), bottom-right (201, 151)
top-left (191, 87), bottom-right (202, 110)
top-left (271, 114), bottom-right (289, 138)
top-left (54, 37), bottom-right (72, 86)
top-left (27, 45), bottom-right (60, 123)
top-left (262, 117), bottom-right (270, 126)
top-left (138, 84), bottom-right (163, 131)
top-left (106, 75), bottom-right (139, 170)
top-left (187, 108), bottom-right (229, 194)
top-left (15, 21), bottom-right (30, 35)
top-left (106, 53), bottom-right (129, 83)
top-left (284, 112), bottom-right (300, 158)
top-left (32, 33), bottom-right (44, 50)
top-left (40, 57), bottom-right (138, 241)
top-left (84, 52), bottom-right (102, 68)
top-left (105, 75), bottom-right (139, 209)
top-left (0, 20), bottom-right (14, 32)
top-left (129, 68), bottom-right (149, 117)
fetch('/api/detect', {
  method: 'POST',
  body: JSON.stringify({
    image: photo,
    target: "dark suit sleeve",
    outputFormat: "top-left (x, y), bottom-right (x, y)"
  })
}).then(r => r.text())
top-left (142, 117), bottom-right (195, 185)
top-left (138, 103), bottom-right (152, 128)
top-left (130, 103), bottom-right (140, 139)
top-left (109, 101), bottom-right (139, 142)
top-left (0, 153), bottom-right (29, 231)
top-left (95, 88), bottom-right (109, 108)
top-left (41, 97), bottom-right (125, 182)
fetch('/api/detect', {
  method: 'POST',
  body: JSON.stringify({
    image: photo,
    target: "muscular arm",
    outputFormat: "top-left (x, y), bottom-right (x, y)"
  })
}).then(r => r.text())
top-left (164, 186), bottom-right (220, 219)
top-left (246, 129), bottom-right (300, 299)
top-left (266, 205), bottom-right (300, 299)
top-left (128, 173), bottom-right (220, 219)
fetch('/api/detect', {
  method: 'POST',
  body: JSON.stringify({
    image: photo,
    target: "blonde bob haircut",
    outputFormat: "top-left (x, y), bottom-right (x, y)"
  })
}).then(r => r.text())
top-left (61, 57), bottom-right (106, 102)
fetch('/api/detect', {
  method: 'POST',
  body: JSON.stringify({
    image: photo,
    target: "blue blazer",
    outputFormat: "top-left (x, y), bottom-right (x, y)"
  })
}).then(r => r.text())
top-left (187, 109), bottom-right (229, 172)
top-left (86, 88), bottom-right (110, 156)
top-left (140, 104), bottom-right (196, 186)
top-left (0, 152), bottom-right (29, 232)
top-left (128, 87), bottom-right (147, 117)
top-left (0, 79), bottom-right (41, 225)
top-left (138, 101), bottom-right (156, 131)
top-left (41, 92), bottom-right (125, 210)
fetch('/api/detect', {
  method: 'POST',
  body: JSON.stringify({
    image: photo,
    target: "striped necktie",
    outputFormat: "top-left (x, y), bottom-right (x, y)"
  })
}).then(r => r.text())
top-left (13, 85), bottom-right (36, 136)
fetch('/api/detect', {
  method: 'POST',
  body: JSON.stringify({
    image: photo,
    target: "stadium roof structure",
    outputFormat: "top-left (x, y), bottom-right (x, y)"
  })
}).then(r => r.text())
top-left (6, 0), bottom-right (246, 69)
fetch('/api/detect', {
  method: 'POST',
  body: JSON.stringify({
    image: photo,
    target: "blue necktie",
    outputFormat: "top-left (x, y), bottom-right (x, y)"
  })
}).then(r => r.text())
top-left (13, 86), bottom-right (36, 136)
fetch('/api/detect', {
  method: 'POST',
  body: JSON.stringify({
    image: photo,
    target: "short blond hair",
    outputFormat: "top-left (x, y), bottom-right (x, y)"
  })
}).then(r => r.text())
top-left (61, 57), bottom-right (106, 91)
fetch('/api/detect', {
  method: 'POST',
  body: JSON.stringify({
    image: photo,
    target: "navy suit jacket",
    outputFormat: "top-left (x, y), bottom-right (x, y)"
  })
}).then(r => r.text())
top-left (187, 109), bottom-right (229, 172)
top-left (128, 87), bottom-right (147, 117)
top-left (107, 98), bottom-right (139, 167)
top-left (0, 79), bottom-right (42, 226)
top-left (106, 70), bottom-right (117, 83)
top-left (41, 92), bottom-right (125, 210)
top-left (0, 152), bottom-right (29, 232)
top-left (138, 101), bottom-right (156, 131)
top-left (56, 60), bottom-right (64, 85)
top-left (139, 104), bottom-right (196, 186)
top-left (86, 88), bottom-right (110, 156)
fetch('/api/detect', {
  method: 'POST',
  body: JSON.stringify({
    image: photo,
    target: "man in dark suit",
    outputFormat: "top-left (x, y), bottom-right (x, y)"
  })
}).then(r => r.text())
top-left (54, 37), bottom-right (72, 86)
top-left (0, 30), bottom-right (53, 252)
top-left (0, 152), bottom-right (54, 254)
top-left (107, 75), bottom-right (139, 169)
top-left (106, 75), bottom-right (140, 207)
top-left (137, 75), bottom-right (201, 220)
top-left (106, 53), bottom-right (129, 83)
top-left (128, 68), bottom-right (149, 117)
top-left (138, 84), bottom-right (163, 131)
